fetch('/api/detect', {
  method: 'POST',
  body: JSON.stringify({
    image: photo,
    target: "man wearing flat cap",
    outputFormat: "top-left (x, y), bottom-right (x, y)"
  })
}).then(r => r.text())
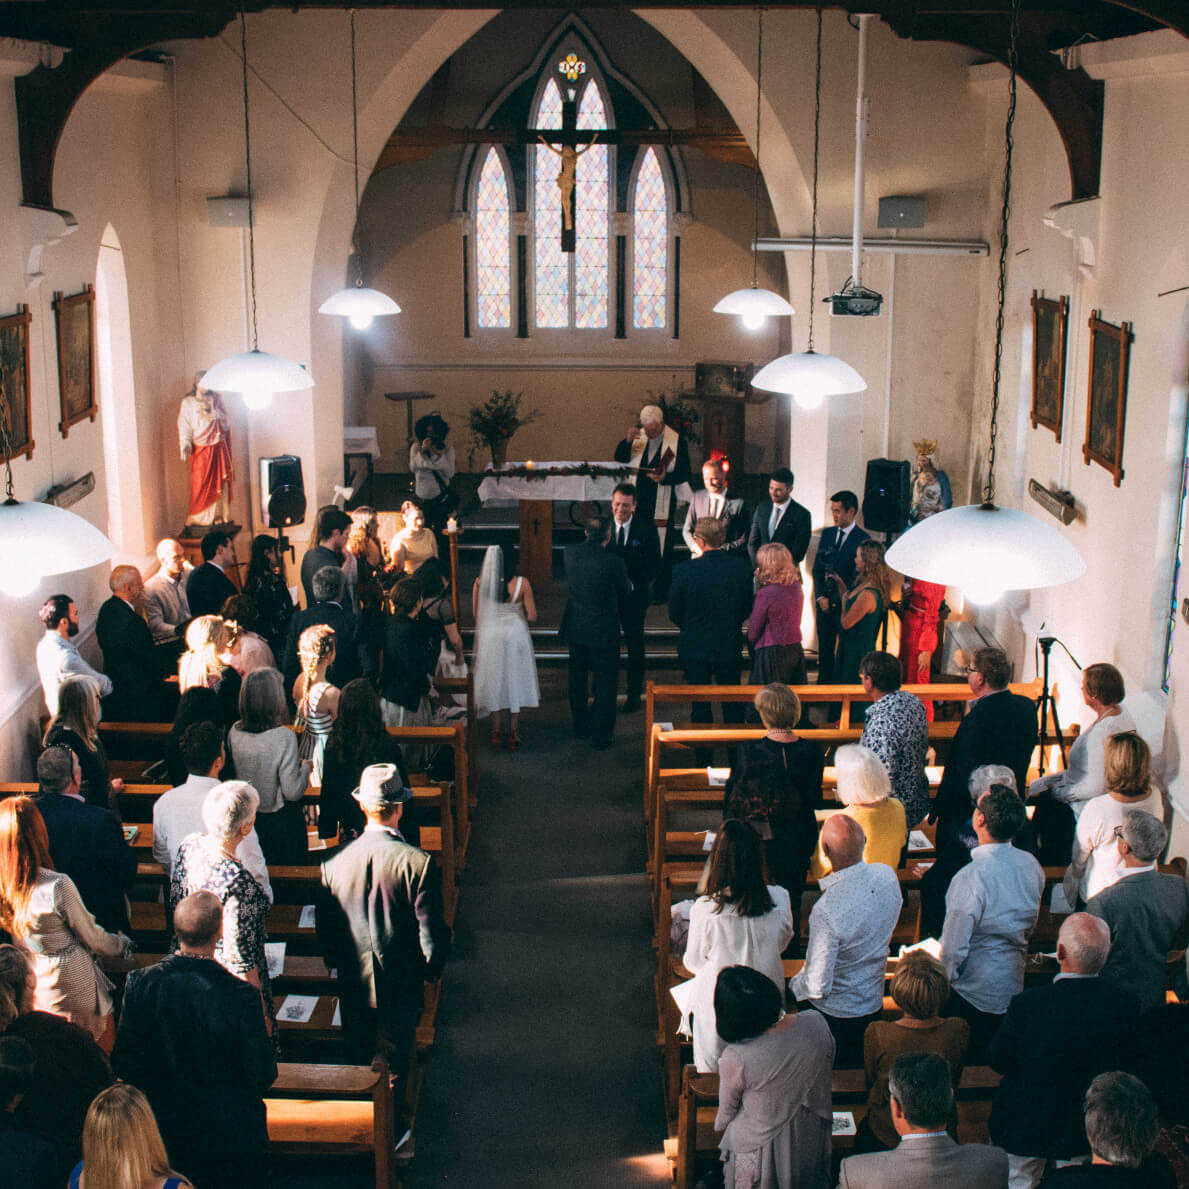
top-left (317, 764), bottom-right (451, 1119)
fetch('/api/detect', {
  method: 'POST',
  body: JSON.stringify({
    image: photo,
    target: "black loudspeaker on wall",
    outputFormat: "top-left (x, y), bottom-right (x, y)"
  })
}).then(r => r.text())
top-left (258, 455), bottom-right (307, 527)
top-left (862, 459), bottom-right (911, 534)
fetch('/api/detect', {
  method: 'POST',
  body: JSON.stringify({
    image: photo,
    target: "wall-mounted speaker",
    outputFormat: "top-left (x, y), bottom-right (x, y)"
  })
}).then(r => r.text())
top-left (862, 458), bottom-right (911, 534)
top-left (258, 455), bottom-right (306, 527)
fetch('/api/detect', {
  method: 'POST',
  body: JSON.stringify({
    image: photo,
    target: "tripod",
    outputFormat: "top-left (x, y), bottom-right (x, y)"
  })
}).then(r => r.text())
top-left (1036, 634), bottom-right (1081, 776)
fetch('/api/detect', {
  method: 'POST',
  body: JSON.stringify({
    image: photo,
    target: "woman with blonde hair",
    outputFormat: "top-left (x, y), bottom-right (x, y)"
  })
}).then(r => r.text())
top-left (44, 675), bottom-right (121, 811)
top-left (178, 614), bottom-right (240, 724)
top-left (293, 623), bottom-right (339, 787)
top-left (1064, 731), bottom-right (1165, 906)
top-left (0, 798), bottom-right (132, 1050)
top-left (857, 951), bottom-right (968, 1153)
top-left (748, 542), bottom-right (807, 686)
top-left (389, 500), bottom-right (438, 575)
top-left (832, 540), bottom-right (895, 725)
top-left (810, 744), bottom-right (907, 877)
top-left (69, 1082), bottom-right (191, 1188)
top-left (228, 668), bottom-right (312, 865)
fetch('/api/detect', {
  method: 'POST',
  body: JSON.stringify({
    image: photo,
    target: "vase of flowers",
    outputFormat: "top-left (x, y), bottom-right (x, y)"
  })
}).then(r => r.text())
top-left (468, 390), bottom-right (541, 469)
top-left (649, 388), bottom-right (702, 446)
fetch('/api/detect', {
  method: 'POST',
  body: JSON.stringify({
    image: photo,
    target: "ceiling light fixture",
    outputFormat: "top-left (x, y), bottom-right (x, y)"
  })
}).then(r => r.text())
top-left (886, 0), bottom-right (1085, 605)
top-left (713, 8), bottom-right (794, 332)
top-left (319, 9), bottom-right (401, 332)
top-left (0, 388), bottom-right (113, 598)
top-left (203, 11), bottom-right (315, 411)
top-left (751, 7), bottom-right (866, 409)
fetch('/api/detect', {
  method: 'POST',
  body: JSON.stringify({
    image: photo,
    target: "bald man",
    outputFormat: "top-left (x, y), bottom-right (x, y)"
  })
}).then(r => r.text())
top-left (96, 563), bottom-right (168, 721)
top-left (143, 539), bottom-right (191, 646)
top-left (790, 814), bottom-right (903, 1066)
top-left (112, 890), bottom-right (276, 1186)
top-left (988, 913), bottom-right (1140, 1188)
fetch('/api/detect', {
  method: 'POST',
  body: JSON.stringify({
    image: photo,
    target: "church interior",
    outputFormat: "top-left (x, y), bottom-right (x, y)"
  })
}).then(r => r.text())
top-left (1, 0), bottom-right (1189, 1184)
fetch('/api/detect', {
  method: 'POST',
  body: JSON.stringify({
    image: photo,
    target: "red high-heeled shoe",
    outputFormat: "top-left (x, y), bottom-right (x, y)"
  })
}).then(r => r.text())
top-left (492, 731), bottom-right (505, 751)
top-left (507, 731), bottom-right (521, 752)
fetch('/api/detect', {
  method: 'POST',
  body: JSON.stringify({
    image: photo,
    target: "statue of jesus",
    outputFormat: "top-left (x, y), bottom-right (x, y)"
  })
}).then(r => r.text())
top-left (178, 372), bottom-right (233, 527)
top-left (538, 134), bottom-right (598, 232)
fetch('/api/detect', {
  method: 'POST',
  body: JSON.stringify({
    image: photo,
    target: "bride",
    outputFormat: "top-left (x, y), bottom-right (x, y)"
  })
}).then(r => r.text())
top-left (472, 545), bottom-right (540, 751)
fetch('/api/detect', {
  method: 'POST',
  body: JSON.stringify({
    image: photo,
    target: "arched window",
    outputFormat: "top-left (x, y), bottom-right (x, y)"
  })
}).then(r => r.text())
top-left (474, 147), bottom-right (512, 329)
top-left (632, 147), bottom-right (668, 330)
top-left (533, 74), bottom-right (610, 330)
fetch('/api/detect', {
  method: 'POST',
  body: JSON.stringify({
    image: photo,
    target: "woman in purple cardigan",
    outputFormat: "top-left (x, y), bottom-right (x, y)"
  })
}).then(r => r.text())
top-left (748, 543), bottom-right (806, 685)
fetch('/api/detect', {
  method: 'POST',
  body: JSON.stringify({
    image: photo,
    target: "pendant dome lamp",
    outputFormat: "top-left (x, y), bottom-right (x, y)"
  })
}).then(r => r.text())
top-left (713, 8), bottom-right (794, 333)
top-left (202, 11), bottom-right (315, 412)
top-left (751, 6), bottom-right (866, 410)
top-left (319, 10), bottom-right (401, 332)
top-left (0, 389), bottom-right (114, 598)
top-left (886, 0), bottom-right (1084, 605)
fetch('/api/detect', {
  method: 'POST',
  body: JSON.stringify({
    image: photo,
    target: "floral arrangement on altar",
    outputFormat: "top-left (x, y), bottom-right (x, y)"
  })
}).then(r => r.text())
top-left (649, 387), bottom-right (701, 446)
top-left (468, 390), bottom-right (541, 466)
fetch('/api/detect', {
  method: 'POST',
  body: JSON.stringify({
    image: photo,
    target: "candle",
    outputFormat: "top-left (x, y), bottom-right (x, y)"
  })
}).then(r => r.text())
top-left (525, 460), bottom-right (535, 469)
top-left (446, 515), bottom-right (458, 534)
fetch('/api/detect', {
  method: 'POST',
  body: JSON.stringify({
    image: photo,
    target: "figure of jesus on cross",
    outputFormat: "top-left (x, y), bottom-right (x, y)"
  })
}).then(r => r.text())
top-left (538, 133), bottom-right (598, 234)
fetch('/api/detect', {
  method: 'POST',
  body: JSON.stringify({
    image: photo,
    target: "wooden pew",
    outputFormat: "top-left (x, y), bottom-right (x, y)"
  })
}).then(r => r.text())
top-left (669, 1063), bottom-right (1003, 1189)
top-left (266, 1059), bottom-right (398, 1189)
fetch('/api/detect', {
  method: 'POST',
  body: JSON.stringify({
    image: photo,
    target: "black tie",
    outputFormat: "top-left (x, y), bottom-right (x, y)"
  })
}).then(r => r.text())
top-left (618, 525), bottom-right (626, 548)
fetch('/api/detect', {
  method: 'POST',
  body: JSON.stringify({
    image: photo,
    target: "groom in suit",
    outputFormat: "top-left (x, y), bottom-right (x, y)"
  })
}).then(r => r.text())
top-left (681, 459), bottom-right (748, 557)
top-left (811, 490), bottom-right (869, 684)
top-left (747, 467), bottom-right (812, 566)
top-left (608, 484), bottom-right (661, 713)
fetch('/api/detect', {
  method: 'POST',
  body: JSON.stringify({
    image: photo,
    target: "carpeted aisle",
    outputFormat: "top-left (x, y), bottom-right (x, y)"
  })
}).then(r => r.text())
top-left (401, 668), bottom-right (671, 1187)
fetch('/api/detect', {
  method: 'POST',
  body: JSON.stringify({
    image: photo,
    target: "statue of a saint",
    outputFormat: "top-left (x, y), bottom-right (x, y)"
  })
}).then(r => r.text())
top-left (178, 372), bottom-right (233, 527)
top-left (538, 135), bottom-right (598, 232)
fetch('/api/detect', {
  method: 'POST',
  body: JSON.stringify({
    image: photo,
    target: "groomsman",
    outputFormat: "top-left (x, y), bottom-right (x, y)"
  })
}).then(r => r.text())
top-left (681, 459), bottom-right (748, 556)
top-left (811, 491), bottom-right (869, 684)
top-left (608, 484), bottom-right (661, 713)
top-left (747, 467), bottom-right (812, 566)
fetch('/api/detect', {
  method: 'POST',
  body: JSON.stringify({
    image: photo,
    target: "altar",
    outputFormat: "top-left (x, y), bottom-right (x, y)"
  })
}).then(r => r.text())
top-left (476, 460), bottom-right (634, 591)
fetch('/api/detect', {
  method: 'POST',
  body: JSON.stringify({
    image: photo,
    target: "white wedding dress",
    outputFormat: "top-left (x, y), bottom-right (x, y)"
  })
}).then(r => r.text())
top-left (473, 546), bottom-right (540, 716)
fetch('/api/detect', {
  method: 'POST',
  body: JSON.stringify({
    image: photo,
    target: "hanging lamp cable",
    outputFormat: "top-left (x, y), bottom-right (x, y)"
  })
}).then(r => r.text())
top-left (350, 9), bottom-right (364, 288)
top-left (807, 5), bottom-right (823, 351)
top-left (239, 10), bottom-right (259, 352)
top-left (751, 8), bottom-right (764, 290)
top-left (985, 0), bottom-right (1020, 506)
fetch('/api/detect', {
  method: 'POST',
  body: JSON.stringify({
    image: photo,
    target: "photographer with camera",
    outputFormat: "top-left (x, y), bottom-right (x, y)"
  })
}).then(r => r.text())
top-left (811, 491), bottom-right (868, 684)
top-left (410, 412), bottom-right (457, 535)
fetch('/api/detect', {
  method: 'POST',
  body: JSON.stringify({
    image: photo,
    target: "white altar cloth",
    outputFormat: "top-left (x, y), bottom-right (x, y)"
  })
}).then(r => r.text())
top-left (477, 460), bottom-right (630, 504)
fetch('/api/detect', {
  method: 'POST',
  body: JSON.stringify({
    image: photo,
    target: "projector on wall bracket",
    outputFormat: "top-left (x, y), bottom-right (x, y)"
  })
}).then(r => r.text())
top-left (827, 284), bottom-right (883, 317)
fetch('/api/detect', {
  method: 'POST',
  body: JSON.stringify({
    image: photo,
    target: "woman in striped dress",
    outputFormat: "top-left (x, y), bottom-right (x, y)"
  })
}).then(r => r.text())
top-left (292, 623), bottom-right (339, 788)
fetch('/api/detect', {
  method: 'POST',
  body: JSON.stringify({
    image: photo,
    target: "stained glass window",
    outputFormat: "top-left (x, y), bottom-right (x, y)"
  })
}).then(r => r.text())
top-left (475, 148), bottom-right (511, 328)
top-left (574, 83), bottom-right (609, 329)
top-left (632, 147), bottom-right (668, 329)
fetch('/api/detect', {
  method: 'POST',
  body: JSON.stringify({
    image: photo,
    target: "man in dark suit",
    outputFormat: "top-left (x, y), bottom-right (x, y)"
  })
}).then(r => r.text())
top-left (283, 564), bottom-right (366, 689)
top-left (34, 746), bottom-right (136, 933)
top-left (608, 483), bottom-right (661, 714)
top-left (838, 1053), bottom-right (1008, 1188)
top-left (1086, 810), bottom-right (1189, 1012)
top-left (112, 890), bottom-right (276, 1186)
top-left (669, 517), bottom-right (754, 762)
top-left (988, 913), bottom-right (1140, 1187)
top-left (681, 459), bottom-right (748, 557)
top-left (561, 517), bottom-right (631, 749)
top-left (811, 489), bottom-right (870, 684)
top-left (300, 506), bottom-right (351, 610)
top-left (747, 466), bottom-right (812, 566)
top-left (184, 530), bottom-right (238, 618)
top-left (96, 564), bottom-right (167, 722)
top-left (932, 647), bottom-right (1037, 827)
top-left (318, 765), bottom-right (450, 1117)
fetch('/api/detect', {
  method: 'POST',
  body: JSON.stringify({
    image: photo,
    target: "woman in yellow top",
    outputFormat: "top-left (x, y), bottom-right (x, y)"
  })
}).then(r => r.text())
top-left (389, 501), bottom-right (439, 575)
top-left (810, 743), bottom-right (907, 877)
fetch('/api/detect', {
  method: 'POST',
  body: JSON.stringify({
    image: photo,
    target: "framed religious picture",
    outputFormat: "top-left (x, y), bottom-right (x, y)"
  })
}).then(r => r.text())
top-left (695, 362), bottom-right (752, 399)
top-left (53, 285), bottom-right (97, 438)
top-left (1030, 290), bottom-right (1068, 441)
top-left (1083, 310), bottom-right (1132, 487)
top-left (0, 305), bottom-right (34, 463)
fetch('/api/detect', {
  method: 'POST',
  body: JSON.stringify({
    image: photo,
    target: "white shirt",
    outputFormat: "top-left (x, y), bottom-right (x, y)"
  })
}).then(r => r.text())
top-left (940, 841), bottom-right (1044, 1014)
top-left (36, 631), bottom-right (112, 717)
top-left (790, 861), bottom-right (903, 1018)
top-left (410, 442), bottom-right (456, 500)
top-left (1065, 786), bottom-right (1164, 903)
top-left (152, 774), bottom-right (273, 903)
top-left (614, 516), bottom-right (632, 548)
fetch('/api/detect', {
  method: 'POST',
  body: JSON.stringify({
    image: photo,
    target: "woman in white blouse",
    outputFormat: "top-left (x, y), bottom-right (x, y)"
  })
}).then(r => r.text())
top-left (682, 820), bottom-right (794, 1073)
top-left (0, 797), bottom-right (133, 1050)
top-left (1064, 731), bottom-right (1164, 906)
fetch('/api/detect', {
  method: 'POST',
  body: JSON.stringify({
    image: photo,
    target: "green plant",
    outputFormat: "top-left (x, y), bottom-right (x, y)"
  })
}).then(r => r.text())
top-left (467, 390), bottom-right (541, 450)
top-left (647, 388), bottom-right (701, 446)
